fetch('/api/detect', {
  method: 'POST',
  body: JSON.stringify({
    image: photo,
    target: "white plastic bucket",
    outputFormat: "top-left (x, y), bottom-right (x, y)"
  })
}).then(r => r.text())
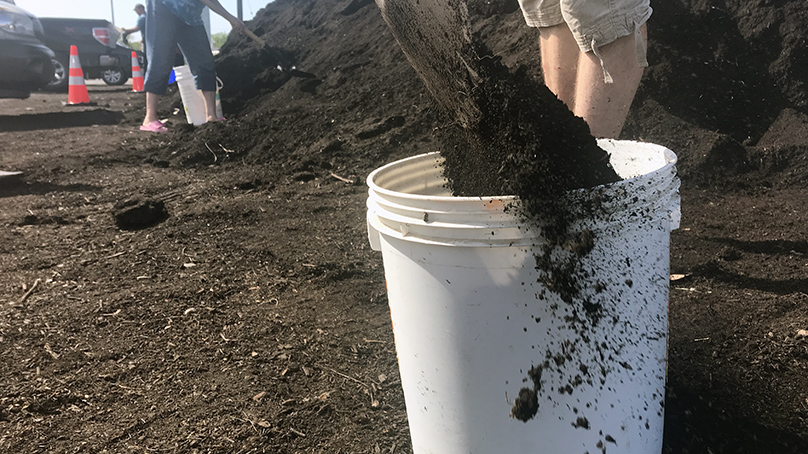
top-left (366, 140), bottom-right (679, 454)
top-left (173, 65), bottom-right (223, 125)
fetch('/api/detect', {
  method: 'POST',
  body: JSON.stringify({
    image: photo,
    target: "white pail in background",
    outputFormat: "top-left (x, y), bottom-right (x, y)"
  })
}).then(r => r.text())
top-left (173, 65), bottom-right (223, 125)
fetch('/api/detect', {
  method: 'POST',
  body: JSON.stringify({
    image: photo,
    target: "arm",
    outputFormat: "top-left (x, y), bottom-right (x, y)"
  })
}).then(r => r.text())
top-left (120, 25), bottom-right (138, 42)
top-left (122, 15), bottom-right (145, 37)
top-left (197, 0), bottom-right (246, 33)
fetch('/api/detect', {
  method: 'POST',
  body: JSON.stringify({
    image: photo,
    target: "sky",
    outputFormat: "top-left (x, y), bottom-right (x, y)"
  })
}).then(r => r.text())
top-left (15, 0), bottom-right (264, 37)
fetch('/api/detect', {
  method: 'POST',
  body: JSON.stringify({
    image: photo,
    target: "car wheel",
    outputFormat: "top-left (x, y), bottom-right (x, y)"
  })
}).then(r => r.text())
top-left (102, 68), bottom-right (128, 86)
top-left (43, 58), bottom-right (69, 92)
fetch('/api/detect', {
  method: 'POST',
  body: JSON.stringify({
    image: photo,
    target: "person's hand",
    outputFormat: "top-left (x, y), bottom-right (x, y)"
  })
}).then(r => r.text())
top-left (228, 17), bottom-right (246, 34)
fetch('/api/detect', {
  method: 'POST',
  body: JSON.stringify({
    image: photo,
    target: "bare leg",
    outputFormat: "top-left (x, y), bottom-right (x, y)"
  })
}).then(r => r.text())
top-left (574, 25), bottom-right (647, 138)
top-left (539, 23), bottom-right (580, 110)
top-left (143, 92), bottom-right (161, 126)
top-left (202, 90), bottom-right (219, 122)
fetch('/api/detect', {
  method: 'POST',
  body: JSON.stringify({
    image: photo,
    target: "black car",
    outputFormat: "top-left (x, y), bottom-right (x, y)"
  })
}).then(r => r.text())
top-left (38, 17), bottom-right (144, 91)
top-left (0, 0), bottom-right (55, 98)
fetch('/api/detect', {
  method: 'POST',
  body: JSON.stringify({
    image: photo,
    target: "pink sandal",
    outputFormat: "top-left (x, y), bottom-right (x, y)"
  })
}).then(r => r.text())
top-left (140, 121), bottom-right (168, 133)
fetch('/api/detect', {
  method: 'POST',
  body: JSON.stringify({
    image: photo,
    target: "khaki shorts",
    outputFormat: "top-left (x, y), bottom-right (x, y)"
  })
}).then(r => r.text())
top-left (518, 0), bottom-right (651, 57)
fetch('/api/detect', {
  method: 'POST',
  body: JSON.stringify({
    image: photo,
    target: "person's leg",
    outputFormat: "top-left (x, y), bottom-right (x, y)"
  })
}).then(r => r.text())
top-left (142, 0), bottom-right (178, 126)
top-left (538, 22), bottom-right (580, 110)
top-left (573, 24), bottom-right (647, 138)
top-left (546, 0), bottom-right (651, 137)
top-left (518, 0), bottom-right (578, 107)
top-left (200, 90), bottom-right (218, 122)
top-left (144, 92), bottom-right (161, 125)
top-left (175, 24), bottom-right (219, 122)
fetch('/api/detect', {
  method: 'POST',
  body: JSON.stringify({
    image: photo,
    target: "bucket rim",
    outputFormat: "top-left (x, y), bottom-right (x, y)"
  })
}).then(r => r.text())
top-left (366, 140), bottom-right (677, 201)
top-left (366, 140), bottom-right (680, 248)
top-left (366, 151), bottom-right (516, 203)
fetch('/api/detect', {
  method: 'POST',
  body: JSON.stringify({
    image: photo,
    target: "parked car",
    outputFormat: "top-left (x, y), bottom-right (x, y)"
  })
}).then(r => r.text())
top-left (0, 0), bottom-right (55, 98)
top-left (38, 17), bottom-right (144, 91)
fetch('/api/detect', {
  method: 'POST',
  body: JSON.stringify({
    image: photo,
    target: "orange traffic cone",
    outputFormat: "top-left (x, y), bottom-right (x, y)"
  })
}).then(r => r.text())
top-left (67, 45), bottom-right (90, 105)
top-left (131, 51), bottom-right (144, 92)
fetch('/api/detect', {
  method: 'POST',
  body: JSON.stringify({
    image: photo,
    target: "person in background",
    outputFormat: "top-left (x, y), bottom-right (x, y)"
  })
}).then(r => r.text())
top-left (140, 0), bottom-right (245, 132)
top-left (121, 4), bottom-right (147, 53)
top-left (517, 0), bottom-right (650, 139)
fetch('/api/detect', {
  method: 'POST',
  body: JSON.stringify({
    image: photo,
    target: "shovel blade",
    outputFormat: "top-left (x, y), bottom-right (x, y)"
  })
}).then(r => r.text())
top-left (376, 0), bottom-right (481, 127)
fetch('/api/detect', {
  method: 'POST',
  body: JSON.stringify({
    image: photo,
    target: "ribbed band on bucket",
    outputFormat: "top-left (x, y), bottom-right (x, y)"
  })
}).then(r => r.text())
top-left (367, 141), bottom-right (680, 248)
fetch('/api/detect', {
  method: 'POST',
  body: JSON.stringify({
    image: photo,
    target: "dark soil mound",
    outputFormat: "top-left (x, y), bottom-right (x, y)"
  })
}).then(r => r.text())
top-left (150, 0), bottom-right (808, 193)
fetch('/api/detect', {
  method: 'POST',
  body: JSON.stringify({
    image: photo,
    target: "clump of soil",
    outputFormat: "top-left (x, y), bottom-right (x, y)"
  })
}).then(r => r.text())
top-left (510, 364), bottom-right (543, 421)
top-left (112, 198), bottom-right (169, 230)
top-left (436, 40), bottom-right (619, 195)
top-left (436, 40), bottom-right (619, 242)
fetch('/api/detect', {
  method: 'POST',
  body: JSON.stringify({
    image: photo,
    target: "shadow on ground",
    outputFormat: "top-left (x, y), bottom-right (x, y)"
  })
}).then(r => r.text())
top-left (0, 109), bottom-right (124, 132)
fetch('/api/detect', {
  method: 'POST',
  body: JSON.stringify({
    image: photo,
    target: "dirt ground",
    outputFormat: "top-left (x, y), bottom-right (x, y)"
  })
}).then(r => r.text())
top-left (2, 0), bottom-right (808, 453)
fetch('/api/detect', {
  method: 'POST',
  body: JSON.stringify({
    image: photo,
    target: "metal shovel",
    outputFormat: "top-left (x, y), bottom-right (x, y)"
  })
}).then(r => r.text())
top-left (375, 0), bottom-right (481, 128)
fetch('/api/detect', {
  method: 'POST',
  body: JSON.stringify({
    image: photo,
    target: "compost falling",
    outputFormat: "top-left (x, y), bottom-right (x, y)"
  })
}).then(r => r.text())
top-left (377, 0), bottom-right (661, 447)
